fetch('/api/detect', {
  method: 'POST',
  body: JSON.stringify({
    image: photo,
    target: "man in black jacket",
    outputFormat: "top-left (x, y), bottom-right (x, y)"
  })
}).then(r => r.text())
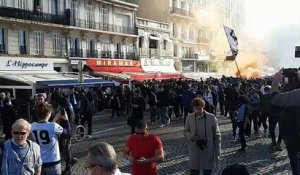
top-left (148, 89), bottom-right (157, 125)
top-left (157, 85), bottom-right (171, 128)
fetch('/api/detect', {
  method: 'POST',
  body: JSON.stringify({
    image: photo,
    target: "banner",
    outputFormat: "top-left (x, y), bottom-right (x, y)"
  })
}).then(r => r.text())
top-left (224, 26), bottom-right (239, 60)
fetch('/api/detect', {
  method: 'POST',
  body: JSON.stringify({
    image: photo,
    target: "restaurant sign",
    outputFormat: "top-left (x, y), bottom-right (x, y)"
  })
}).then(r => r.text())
top-left (87, 59), bottom-right (141, 67)
top-left (0, 57), bottom-right (53, 71)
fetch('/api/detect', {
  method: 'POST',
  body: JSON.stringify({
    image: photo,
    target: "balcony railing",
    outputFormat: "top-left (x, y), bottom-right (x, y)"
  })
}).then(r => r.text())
top-left (171, 7), bottom-right (193, 17)
top-left (72, 18), bottom-right (137, 35)
top-left (86, 49), bottom-right (98, 58)
top-left (183, 54), bottom-right (196, 59)
top-left (114, 51), bottom-right (124, 59)
top-left (0, 6), bottom-right (70, 25)
top-left (197, 37), bottom-right (210, 44)
top-left (126, 52), bottom-right (139, 60)
top-left (119, 0), bottom-right (138, 4)
top-left (100, 50), bottom-right (112, 58)
top-left (69, 48), bottom-right (83, 57)
top-left (20, 46), bottom-right (27, 54)
top-left (139, 48), bottom-right (162, 58)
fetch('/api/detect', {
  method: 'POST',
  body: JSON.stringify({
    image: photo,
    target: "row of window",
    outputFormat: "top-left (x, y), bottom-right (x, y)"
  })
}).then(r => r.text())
top-left (0, 28), bottom-right (52, 55)
top-left (173, 23), bottom-right (213, 40)
top-left (172, 0), bottom-right (207, 10)
top-left (0, 28), bottom-right (135, 56)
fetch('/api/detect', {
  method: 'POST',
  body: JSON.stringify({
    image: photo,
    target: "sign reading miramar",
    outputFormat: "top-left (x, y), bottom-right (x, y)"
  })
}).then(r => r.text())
top-left (0, 57), bottom-right (54, 71)
top-left (87, 59), bottom-right (141, 67)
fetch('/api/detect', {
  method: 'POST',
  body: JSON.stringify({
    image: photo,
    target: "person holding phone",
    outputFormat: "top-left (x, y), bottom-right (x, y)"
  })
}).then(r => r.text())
top-left (124, 120), bottom-right (164, 175)
top-left (31, 103), bottom-right (71, 175)
top-left (56, 107), bottom-right (77, 174)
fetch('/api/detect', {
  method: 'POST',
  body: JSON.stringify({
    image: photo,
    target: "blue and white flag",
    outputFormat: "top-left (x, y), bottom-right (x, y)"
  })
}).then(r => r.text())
top-left (224, 26), bottom-right (239, 58)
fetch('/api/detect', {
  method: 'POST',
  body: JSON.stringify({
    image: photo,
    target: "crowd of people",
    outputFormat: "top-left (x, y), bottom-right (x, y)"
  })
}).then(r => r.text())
top-left (0, 70), bottom-right (300, 174)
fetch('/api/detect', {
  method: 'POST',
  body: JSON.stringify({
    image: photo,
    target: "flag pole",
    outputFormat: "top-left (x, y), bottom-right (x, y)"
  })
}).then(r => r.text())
top-left (223, 26), bottom-right (242, 78)
top-left (234, 59), bottom-right (242, 78)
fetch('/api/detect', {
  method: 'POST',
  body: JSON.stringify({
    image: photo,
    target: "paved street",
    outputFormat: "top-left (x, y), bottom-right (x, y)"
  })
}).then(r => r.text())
top-left (70, 110), bottom-right (292, 175)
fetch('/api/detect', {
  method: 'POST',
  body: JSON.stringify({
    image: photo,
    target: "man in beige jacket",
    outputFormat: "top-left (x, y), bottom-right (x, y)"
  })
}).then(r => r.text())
top-left (184, 98), bottom-right (221, 175)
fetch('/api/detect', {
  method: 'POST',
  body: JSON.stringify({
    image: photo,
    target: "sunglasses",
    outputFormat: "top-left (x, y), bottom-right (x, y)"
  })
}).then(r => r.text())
top-left (13, 131), bottom-right (27, 135)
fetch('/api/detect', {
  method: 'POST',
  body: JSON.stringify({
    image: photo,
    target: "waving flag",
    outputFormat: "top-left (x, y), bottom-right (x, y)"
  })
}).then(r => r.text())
top-left (224, 26), bottom-right (239, 60)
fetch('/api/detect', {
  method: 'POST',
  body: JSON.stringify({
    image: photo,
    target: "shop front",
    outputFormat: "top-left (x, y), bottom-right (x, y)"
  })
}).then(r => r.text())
top-left (0, 57), bottom-right (114, 98)
top-left (85, 59), bottom-right (146, 82)
top-left (140, 58), bottom-right (183, 79)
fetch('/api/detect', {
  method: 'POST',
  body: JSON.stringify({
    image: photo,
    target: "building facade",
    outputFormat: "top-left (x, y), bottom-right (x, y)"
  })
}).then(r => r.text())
top-left (136, 17), bottom-right (178, 73)
top-left (0, 0), bottom-right (70, 72)
top-left (0, 0), bottom-right (139, 72)
top-left (67, 0), bottom-right (139, 71)
top-left (137, 0), bottom-right (212, 76)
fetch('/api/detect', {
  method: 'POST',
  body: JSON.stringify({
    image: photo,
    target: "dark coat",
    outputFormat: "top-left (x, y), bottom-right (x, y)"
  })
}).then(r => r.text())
top-left (1, 105), bottom-right (18, 138)
top-left (127, 96), bottom-right (145, 127)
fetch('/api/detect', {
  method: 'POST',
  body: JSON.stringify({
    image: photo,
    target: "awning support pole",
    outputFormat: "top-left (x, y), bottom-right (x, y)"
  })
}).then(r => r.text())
top-left (129, 79), bottom-right (132, 90)
top-left (31, 83), bottom-right (36, 99)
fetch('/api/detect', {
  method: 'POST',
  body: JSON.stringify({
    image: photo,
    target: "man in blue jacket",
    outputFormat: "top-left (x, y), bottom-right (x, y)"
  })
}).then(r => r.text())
top-left (1, 119), bottom-right (42, 175)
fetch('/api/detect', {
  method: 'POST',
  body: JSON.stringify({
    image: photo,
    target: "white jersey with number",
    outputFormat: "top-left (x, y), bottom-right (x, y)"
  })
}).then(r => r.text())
top-left (31, 122), bottom-right (63, 163)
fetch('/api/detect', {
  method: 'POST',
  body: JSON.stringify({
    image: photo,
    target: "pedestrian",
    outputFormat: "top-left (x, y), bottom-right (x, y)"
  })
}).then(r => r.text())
top-left (147, 88), bottom-right (157, 125)
top-left (184, 98), bottom-right (221, 175)
top-left (127, 89), bottom-right (145, 134)
top-left (259, 86), bottom-right (272, 134)
top-left (0, 92), bottom-right (7, 137)
top-left (182, 85), bottom-right (196, 125)
top-left (268, 91), bottom-right (283, 151)
top-left (1, 118), bottom-right (42, 175)
top-left (1, 100), bottom-right (18, 140)
top-left (234, 95), bottom-right (250, 152)
top-left (124, 120), bottom-right (164, 175)
top-left (85, 142), bottom-right (130, 175)
top-left (157, 85), bottom-right (170, 128)
top-left (31, 102), bottom-right (71, 175)
top-left (79, 90), bottom-right (93, 138)
top-left (249, 87), bottom-right (260, 134)
top-left (32, 93), bottom-right (47, 122)
top-left (56, 94), bottom-right (78, 174)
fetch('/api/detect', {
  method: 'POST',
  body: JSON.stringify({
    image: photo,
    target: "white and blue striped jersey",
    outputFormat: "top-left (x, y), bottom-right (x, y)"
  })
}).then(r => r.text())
top-left (31, 122), bottom-right (63, 163)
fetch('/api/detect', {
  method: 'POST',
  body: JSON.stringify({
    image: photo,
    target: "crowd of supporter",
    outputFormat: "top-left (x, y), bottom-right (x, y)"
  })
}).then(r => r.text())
top-left (1, 72), bottom-right (300, 174)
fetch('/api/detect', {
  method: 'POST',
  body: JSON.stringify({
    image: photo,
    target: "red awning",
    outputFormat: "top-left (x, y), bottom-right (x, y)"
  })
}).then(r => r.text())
top-left (128, 72), bottom-right (185, 81)
top-left (87, 66), bottom-right (184, 81)
top-left (88, 66), bottom-right (144, 73)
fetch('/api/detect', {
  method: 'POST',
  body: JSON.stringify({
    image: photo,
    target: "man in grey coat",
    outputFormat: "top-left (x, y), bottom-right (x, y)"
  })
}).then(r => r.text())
top-left (184, 98), bottom-right (221, 175)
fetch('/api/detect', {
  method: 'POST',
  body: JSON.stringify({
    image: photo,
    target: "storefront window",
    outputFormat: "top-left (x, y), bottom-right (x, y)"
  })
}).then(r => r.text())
top-left (196, 62), bottom-right (207, 72)
top-left (209, 62), bottom-right (217, 72)
top-left (182, 61), bottom-right (194, 72)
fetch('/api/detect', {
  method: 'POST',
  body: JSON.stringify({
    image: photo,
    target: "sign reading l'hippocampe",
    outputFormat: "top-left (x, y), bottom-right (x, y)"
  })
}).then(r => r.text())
top-left (0, 57), bottom-right (54, 71)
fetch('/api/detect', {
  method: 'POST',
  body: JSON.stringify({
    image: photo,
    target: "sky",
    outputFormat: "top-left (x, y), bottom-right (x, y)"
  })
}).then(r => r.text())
top-left (244, 0), bottom-right (300, 39)
top-left (244, 0), bottom-right (300, 68)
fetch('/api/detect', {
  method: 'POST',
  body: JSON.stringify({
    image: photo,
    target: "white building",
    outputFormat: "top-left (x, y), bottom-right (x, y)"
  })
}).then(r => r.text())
top-left (0, 0), bottom-right (70, 72)
top-left (67, 0), bottom-right (139, 71)
top-left (136, 17), bottom-right (178, 73)
top-left (0, 0), bottom-right (139, 72)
